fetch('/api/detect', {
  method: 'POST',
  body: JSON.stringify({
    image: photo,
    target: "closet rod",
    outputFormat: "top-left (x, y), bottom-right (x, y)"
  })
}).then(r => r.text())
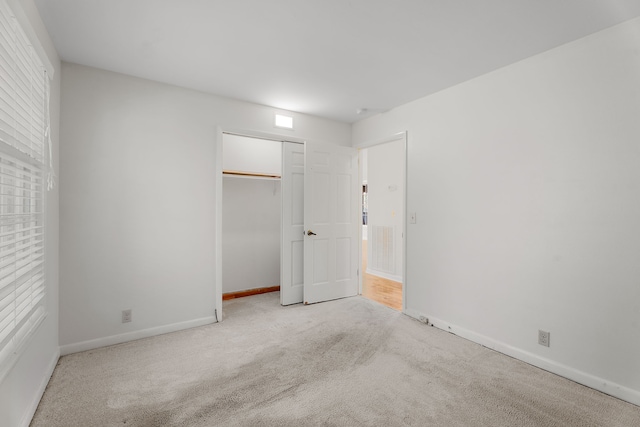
top-left (223, 170), bottom-right (281, 179)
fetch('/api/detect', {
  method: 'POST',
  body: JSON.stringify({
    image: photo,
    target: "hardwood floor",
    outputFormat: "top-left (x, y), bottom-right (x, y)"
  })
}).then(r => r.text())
top-left (361, 240), bottom-right (402, 310)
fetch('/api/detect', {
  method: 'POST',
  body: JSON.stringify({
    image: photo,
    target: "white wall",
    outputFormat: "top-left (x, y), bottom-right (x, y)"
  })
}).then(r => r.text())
top-left (223, 176), bottom-right (281, 293)
top-left (59, 63), bottom-right (351, 354)
top-left (365, 140), bottom-right (404, 281)
top-left (0, 1), bottom-right (60, 426)
top-left (353, 17), bottom-right (640, 405)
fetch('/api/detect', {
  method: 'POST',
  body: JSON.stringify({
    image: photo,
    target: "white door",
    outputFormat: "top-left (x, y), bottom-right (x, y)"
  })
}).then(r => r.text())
top-left (280, 142), bottom-right (305, 305)
top-left (303, 141), bottom-right (359, 304)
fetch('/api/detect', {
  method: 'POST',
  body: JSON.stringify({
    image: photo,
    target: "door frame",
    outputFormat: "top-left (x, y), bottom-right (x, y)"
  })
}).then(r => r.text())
top-left (214, 126), bottom-right (306, 321)
top-left (281, 140), bottom-right (305, 306)
top-left (354, 131), bottom-right (408, 313)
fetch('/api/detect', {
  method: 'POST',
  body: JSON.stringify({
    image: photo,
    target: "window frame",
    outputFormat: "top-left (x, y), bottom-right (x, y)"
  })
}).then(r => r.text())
top-left (0, 0), bottom-right (51, 382)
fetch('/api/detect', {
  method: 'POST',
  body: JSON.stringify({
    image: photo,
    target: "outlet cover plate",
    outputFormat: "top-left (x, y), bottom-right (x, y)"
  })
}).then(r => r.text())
top-left (538, 330), bottom-right (550, 347)
top-left (122, 309), bottom-right (132, 323)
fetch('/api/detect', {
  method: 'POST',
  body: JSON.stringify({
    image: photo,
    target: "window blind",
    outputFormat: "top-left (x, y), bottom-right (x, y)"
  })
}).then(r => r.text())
top-left (0, 0), bottom-right (47, 378)
top-left (0, 0), bottom-right (45, 163)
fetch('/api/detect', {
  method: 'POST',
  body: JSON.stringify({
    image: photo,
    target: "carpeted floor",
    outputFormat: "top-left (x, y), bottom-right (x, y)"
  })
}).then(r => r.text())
top-left (32, 293), bottom-right (640, 426)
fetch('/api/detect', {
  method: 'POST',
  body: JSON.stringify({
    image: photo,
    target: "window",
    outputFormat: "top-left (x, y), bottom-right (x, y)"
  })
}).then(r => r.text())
top-left (0, 0), bottom-right (49, 378)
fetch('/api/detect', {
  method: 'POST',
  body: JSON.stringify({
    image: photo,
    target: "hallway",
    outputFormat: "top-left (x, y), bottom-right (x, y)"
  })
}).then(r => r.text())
top-left (361, 241), bottom-right (402, 310)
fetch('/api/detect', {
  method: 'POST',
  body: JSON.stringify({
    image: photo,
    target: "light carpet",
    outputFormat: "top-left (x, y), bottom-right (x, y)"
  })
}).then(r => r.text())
top-left (32, 293), bottom-right (640, 426)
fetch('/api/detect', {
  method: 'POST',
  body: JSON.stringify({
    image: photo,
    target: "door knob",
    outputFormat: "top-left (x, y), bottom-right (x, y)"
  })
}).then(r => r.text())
top-left (307, 230), bottom-right (317, 236)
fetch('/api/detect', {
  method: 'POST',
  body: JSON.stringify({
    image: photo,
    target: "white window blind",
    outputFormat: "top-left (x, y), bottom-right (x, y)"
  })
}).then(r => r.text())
top-left (0, 0), bottom-right (47, 378)
top-left (0, 0), bottom-right (45, 162)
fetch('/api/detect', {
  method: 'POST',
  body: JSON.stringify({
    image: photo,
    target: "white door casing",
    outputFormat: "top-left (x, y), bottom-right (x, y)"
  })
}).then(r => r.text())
top-left (281, 142), bottom-right (305, 305)
top-left (303, 141), bottom-right (359, 304)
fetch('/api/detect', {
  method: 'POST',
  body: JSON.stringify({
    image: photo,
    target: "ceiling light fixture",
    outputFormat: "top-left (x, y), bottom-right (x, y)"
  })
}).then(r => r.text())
top-left (275, 114), bottom-right (293, 129)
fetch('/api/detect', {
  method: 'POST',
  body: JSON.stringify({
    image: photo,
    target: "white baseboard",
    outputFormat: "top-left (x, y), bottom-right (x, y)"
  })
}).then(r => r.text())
top-left (60, 316), bottom-right (217, 356)
top-left (20, 348), bottom-right (59, 427)
top-left (403, 308), bottom-right (640, 407)
top-left (365, 268), bottom-right (402, 283)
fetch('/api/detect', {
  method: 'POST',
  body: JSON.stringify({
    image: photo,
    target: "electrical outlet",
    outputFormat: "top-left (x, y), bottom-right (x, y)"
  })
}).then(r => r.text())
top-left (538, 330), bottom-right (550, 347)
top-left (410, 212), bottom-right (417, 224)
top-left (122, 309), bottom-right (132, 323)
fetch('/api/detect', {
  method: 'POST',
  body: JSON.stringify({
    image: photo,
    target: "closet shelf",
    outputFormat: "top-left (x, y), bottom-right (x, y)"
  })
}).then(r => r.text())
top-left (223, 170), bottom-right (281, 179)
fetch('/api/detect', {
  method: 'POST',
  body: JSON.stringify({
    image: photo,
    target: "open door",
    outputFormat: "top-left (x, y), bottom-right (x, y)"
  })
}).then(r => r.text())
top-left (281, 142), bottom-right (305, 305)
top-left (303, 141), bottom-right (359, 304)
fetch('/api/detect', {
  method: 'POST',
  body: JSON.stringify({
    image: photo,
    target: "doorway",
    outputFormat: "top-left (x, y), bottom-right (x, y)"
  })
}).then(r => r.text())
top-left (359, 138), bottom-right (405, 310)
top-left (221, 133), bottom-right (283, 301)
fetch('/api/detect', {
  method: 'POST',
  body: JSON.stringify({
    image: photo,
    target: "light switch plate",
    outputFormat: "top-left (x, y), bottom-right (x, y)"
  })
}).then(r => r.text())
top-left (410, 212), bottom-right (417, 224)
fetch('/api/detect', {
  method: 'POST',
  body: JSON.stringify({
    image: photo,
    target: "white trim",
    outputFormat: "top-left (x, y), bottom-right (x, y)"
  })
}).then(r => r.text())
top-left (59, 316), bottom-right (217, 356)
top-left (222, 128), bottom-right (306, 144)
top-left (401, 133), bottom-right (408, 314)
top-left (404, 308), bottom-right (426, 323)
top-left (214, 127), bottom-right (223, 322)
top-left (352, 131), bottom-right (407, 150)
top-left (403, 308), bottom-right (640, 407)
top-left (18, 347), bottom-right (59, 427)
top-left (365, 268), bottom-right (402, 284)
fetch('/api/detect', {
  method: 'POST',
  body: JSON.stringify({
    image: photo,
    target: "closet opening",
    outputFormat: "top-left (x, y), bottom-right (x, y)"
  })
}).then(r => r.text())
top-left (221, 133), bottom-right (283, 301)
top-left (218, 131), bottom-right (360, 313)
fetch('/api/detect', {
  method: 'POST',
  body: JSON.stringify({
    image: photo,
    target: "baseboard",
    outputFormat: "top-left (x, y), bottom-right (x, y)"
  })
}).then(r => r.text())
top-left (404, 308), bottom-right (640, 407)
top-left (60, 316), bottom-right (217, 356)
top-left (223, 286), bottom-right (280, 300)
top-left (365, 268), bottom-right (402, 283)
top-left (20, 348), bottom-right (59, 427)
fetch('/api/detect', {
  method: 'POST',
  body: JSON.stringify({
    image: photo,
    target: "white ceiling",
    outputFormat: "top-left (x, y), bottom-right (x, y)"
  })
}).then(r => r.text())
top-left (34, 0), bottom-right (640, 123)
